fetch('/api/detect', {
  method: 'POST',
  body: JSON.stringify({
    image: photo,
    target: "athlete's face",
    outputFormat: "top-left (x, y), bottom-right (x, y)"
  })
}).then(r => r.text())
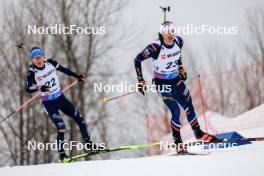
top-left (162, 30), bottom-right (176, 45)
top-left (32, 55), bottom-right (45, 68)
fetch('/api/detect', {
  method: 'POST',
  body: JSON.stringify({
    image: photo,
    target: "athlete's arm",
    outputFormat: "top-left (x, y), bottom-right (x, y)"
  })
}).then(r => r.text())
top-left (134, 43), bottom-right (160, 80)
top-left (48, 59), bottom-right (86, 81)
top-left (175, 36), bottom-right (187, 80)
top-left (134, 43), bottom-right (160, 95)
top-left (25, 70), bottom-right (38, 94)
top-left (47, 59), bottom-right (79, 78)
top-left (175, 36), bottom-right (184, 68)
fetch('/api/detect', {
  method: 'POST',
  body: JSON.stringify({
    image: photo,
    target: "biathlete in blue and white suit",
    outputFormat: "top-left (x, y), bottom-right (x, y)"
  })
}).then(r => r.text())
top-left (134, 22), bottom-right (220, 152)
top-left (26, 47), bottom-right (101, 162)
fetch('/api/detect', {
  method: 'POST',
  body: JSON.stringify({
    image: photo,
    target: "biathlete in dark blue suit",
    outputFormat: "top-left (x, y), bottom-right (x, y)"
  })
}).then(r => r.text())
top-left (134, 21), bottom-right (220, 152)
top-left (26, 47), bottom-right (101, 162)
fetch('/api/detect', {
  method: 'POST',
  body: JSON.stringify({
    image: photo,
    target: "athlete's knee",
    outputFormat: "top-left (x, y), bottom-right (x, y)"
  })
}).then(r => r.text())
top-left (73, 108), bottom-right (86, 124)
top-left (172, 107), bottom-right (180, 117)
top-left (164, 104), bottom-right (180, 120)
top-left (165, 99), bottom-right (180, 117)
top-left (78, 118), bottom-right (87, 128)
top-left (184, 105), bottom-right (195, 116)
top-left (182, 87), bottom-right (192, 102)
top-left (75, 115), bottom-right (87, 127)
top-left (73, 107), bottom-right (81, 117)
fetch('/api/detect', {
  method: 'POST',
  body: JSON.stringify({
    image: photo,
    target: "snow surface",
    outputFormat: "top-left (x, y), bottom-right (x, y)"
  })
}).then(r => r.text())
top-left (206, 104), bottom-right (264, 133)
top-left (1, 105), bottom-right (264, 176)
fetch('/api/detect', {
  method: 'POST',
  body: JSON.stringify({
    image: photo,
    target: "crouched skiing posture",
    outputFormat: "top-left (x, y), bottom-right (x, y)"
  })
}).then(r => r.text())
top-left (134, 22), bottom-right (220, 152)
top-left (26, 47), bottom-right (100, 162)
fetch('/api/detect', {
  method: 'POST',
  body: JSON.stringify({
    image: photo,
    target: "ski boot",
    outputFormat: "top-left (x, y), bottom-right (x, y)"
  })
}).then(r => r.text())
top-left (174, 137), bottom-right (187, 153)
top-left (59, 151), bottom-right (72, 163)
top-left (193, 127), bottom-right (222, 142)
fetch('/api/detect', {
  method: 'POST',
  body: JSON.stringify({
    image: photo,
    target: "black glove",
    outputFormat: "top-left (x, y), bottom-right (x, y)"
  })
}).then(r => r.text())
top-left (137, 79), bottom-right (146, 95)
top-left (179, 67), bottom-right (187, 81)
top-left (77, 74), bottom-right (87, 82)
top-left (39, 85), bottom-right (50, 92)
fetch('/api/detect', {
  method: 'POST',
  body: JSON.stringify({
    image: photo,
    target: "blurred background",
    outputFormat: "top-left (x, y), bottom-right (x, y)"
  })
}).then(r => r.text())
top-left (0, 0), bottom-right (263, 166)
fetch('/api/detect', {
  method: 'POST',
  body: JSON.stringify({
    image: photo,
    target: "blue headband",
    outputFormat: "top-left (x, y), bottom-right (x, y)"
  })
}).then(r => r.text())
top-left (31, 49), bottom-right (44, 59)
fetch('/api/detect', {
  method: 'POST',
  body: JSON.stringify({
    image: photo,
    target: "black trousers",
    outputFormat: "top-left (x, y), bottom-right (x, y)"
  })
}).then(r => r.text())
top-left (155, 76), bottom-right (200, 139)
top-left (42, 94), bottom-right (89, 152)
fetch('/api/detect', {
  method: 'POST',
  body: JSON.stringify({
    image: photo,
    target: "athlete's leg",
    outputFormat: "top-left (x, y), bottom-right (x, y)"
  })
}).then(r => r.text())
top-left (173, 81), bottom-right (200, 129)
top-left (159, 90), bottom-right (182, 140)
top-left (58, 95), bottom-right (90, 142)
top-left (43, 101), bottom-right (67, 158)
top-left (159, 90), bottom-right (187, 152)
top-left (174, 81), bottom-right (220, 142)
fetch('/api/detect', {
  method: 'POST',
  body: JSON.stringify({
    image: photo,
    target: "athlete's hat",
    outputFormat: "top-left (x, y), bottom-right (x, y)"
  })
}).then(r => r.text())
top-left (31, 47), bottom-right (44, 59)
top-left (159, 21), bottom-right (176, 34)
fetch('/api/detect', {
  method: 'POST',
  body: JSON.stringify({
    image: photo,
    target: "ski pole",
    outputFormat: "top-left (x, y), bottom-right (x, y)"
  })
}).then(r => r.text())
top-left (61, 80), bottom-right (78, 93)
top-left (0, 92), bottom-right (41, 124)
top-left (103, 91), bottom-right (137, 103)
top-left (0, 80), bottom-right (79, 124)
